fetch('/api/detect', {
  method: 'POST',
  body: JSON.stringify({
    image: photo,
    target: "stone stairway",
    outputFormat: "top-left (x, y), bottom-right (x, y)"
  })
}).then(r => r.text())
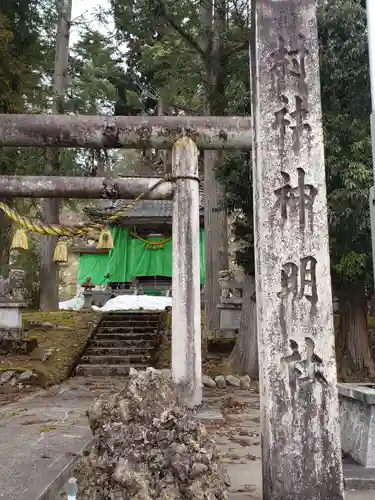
top-left (75, 311), bottom-right (161, 376)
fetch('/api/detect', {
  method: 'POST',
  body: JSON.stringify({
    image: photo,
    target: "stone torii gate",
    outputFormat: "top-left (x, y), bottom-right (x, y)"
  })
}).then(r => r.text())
top-left (0, 1), bottom-right (344, 498)
top-left (0, 116), bottom-right (251, 414)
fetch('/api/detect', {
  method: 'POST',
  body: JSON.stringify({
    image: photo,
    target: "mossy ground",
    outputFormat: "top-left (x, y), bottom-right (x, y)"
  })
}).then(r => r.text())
top-left (0, 311), bottom-right (99, 388)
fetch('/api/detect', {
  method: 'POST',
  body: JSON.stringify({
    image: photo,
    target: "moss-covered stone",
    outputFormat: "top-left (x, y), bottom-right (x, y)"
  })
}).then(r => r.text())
top-left (25, 337), bottom-right (38, 353)
top-left (0, 366), bottom-right (29, 373)
top-left (202, 360), bottom-right (235, 378)
top-left (0, 311), bottom-right (99, 388)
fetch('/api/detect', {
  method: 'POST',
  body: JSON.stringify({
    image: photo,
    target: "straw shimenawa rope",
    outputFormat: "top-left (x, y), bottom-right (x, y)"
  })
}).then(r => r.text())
top-left (0, 201), bottom-right (94, 237)
top-left (130, 232), bottom-right (172, 246)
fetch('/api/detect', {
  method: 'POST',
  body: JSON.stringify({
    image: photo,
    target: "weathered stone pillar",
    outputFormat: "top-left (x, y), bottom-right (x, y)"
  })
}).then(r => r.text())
top-left (82, 290), bottom-right (94, 311)
top-left (251, 1), bottom-right (344, 498)
top-left (172, 137), bottom-right (202, 407)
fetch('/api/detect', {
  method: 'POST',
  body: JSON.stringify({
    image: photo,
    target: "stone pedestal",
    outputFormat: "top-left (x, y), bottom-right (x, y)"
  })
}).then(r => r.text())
top-left (0, 300), bottom-right (28, 341)
top-left (218, 300), bottom-right (242, 330)
top-left (82, 290), bottom-right (94, 311)
top-left (338, 383), bottom-right (375, 468)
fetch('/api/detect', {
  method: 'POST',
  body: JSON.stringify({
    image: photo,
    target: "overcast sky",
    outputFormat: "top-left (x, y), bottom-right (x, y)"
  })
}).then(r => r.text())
top-left (70, 0), bottom-right (112, 46)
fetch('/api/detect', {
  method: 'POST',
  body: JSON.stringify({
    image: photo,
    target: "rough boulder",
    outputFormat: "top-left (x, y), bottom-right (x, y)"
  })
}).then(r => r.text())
top-left (75, 367), bottom-right (229, 500)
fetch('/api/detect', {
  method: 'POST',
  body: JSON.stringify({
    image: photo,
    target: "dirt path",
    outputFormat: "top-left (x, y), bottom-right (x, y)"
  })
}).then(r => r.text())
top-left (198, 388), bottom-right (262, 500)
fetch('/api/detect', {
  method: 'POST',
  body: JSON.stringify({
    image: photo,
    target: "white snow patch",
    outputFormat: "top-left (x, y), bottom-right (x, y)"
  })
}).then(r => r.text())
top-left (96, 295), bottom-right (172, 312)
top-left (59, 294), bottom-right (172, 312)
top-left (59, 295), bottom-right (84, 311)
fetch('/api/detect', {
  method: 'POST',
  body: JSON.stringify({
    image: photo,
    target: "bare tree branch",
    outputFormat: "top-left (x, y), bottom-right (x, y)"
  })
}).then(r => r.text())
top-left (70, 10), bottom-right (90, 26)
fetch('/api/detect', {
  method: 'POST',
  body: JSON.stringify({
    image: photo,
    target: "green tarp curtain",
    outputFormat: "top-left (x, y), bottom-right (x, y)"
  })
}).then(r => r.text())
top-left (77, 253), bottom-right (109, 286)
top-left (78, 227), bottom-right (205, 285)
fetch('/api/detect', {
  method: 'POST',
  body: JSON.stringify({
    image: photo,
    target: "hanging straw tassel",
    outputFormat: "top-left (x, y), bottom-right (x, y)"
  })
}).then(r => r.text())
top-left (97, 228), bottom-right (114, 249)
top-left (53, 241), bottom-right (68, 263)
top-left (11, 228), bottom-right (29, 250)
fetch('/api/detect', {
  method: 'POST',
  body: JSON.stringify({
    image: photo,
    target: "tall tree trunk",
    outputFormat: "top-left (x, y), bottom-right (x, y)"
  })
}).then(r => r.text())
top-left (40, 196), bottom-right (60, 311)
top-left (336, 283), bottom-right (375, 380)
top-left (204, 152), bottom-right (228, 335)
top-left (202, 0), bottom-right (229, 335)
top-left (40, 0), bottom-right (71, 311)
top-left (158, 97), bottom-right (172, 175)
top-left (230, 273), bottom-right (258, 378)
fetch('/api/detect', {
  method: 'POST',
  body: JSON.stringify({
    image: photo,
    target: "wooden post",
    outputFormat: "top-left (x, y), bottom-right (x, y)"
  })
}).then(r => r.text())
top-left (172, 137), bottom-right (202, 407)
top-left (251, 0), bottom-right (344, 498)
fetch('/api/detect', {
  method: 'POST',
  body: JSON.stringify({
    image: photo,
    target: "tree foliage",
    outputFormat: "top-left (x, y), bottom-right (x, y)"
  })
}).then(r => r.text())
top-left (110, 0), bottom-right (204, 112)
top-left (219, 1), bottom-right (373, 297)
top-left (220, 0), bottom-right (375, 377)
top-left (0, 1), bottom-right (129, 305)
top-left (69, 30), bottom-right (124, 115)
top-left (318, 0), bottom-right (375, 377)
top-left (68, 28), bottom-right (128, 177)
top-left (216, 152), bottom-right (253, 273)
top-left (0, 0), bottom-right (54, 277)
top-left (109, 0), bottom-right (250, 114)
top-left (318, 0), bottom-right (372, 295)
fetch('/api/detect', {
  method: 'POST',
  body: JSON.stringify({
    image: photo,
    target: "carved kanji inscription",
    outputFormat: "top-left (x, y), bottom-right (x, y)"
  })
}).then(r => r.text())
top-left (273, 168), bottom-right (317, 230)
top-left (278, 256), bottom-right (318, 309)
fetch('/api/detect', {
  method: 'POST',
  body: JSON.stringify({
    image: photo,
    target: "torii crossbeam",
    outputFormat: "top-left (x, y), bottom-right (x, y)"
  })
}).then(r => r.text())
top-left (0, 114), bottom-right (252, 150)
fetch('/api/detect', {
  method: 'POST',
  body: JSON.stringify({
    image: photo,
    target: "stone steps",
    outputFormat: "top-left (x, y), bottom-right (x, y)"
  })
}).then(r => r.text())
top-left (80, 354), bottom-right (152, 365)
top-left (95, 332), bottom-right (157, 341)
top-left (75, 364), bottom-right (147, 377)
top-left (101, 314), bottom-right (160, 320)
top-left (89, 338), bottom-right (155, 348)
top-left (100, 318), bottom-right (159, 325)
top-left (102, 315), bottom-right (160, 323)
top-left (74, 311), bottom-right (162, 377)
top-left (104, 311), bottom-right (161, 317)
top-left (85, 346), bottom-right (149, 356)
top-left (97, 326), bottom-right (158, 334)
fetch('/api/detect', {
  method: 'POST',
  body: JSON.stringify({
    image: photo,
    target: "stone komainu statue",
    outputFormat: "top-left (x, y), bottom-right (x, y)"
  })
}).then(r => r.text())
top-left (218, 270), bottom-right (243, 302)
top-left (0, 268), bottom-right (26, 301)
